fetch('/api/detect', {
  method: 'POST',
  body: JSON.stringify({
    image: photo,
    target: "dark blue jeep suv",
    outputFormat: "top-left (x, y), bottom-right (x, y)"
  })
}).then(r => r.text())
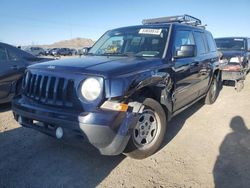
top-left (12, 15), bottom-right (221, 159)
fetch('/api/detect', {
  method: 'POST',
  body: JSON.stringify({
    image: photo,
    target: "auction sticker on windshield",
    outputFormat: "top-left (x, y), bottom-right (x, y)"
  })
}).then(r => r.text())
top-left (139, 28), bottom-right (162, 35)
top-left (234, 38), bottom-right (244, 41)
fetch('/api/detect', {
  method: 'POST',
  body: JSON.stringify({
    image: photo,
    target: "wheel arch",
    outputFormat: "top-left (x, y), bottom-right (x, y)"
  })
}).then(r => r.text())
top-left (130, 86), bottom-right (172, 121)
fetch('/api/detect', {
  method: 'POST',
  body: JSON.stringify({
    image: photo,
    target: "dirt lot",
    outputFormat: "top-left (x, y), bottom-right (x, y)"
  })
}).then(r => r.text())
top-left (0, 76), bottom-right (250, 188)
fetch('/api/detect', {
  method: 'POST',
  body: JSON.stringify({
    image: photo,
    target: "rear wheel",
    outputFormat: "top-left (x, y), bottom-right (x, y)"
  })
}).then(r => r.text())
top-left (205, 75), bottom-right (219, 104)
top-left (124, 98), bottom-right (167, 159)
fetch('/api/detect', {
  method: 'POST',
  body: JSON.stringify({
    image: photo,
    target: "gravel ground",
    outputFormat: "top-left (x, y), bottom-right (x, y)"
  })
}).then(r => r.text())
top-left (0, 75), bottom-right (249, 188)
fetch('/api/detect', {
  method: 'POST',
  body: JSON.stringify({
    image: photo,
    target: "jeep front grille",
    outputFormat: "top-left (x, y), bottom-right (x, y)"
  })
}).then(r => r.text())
top-left (23, 72), bottom-right (75, 107)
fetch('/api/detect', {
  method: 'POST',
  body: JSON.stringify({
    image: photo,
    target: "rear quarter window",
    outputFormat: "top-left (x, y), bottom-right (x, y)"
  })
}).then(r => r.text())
top-left (205, 32), bottom-right (217, 52)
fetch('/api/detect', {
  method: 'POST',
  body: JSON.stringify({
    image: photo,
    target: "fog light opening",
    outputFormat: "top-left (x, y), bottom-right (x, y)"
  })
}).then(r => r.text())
top-left (56, 127), bottom-right (63, 139)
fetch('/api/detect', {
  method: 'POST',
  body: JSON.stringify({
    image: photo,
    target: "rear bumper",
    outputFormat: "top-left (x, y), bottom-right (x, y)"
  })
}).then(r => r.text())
top-left (12, 97), bottom-right (139, 155)
top-left (221, 70), bottom-right (245, 81)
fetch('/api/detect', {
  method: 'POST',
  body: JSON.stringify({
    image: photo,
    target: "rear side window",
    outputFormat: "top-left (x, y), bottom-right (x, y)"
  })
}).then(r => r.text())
top-left (206, 32), bottom-right (217, 52)
top-left (0, 46), bottom-right (8, 61)
top-left (194, 31), bottom-right (207, 55)
top-left (173, 30), bottom-right (195, 52)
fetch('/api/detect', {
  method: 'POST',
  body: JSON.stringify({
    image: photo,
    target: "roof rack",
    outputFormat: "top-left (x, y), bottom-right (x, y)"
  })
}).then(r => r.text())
top-left (142, 14), bottom-right (202, 27)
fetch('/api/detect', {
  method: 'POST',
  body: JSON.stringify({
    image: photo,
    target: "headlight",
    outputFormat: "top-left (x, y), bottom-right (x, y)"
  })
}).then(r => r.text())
top-left (229, 56), bottom-right (244, 63)
top-left (81, 77), bottom-right (102, 101)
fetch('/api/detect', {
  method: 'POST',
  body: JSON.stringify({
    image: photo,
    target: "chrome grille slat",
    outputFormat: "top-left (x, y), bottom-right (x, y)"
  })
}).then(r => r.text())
top-left (33, 75), bottom-right (39, 97)
top-left (45, 76), bottom-right (51, 102)
top-left (28, 74), bottom-right (35, 96)
top-left (23, 72), bottom-right (74, 108)
top-left (53, 78), bottom-right (59, 103)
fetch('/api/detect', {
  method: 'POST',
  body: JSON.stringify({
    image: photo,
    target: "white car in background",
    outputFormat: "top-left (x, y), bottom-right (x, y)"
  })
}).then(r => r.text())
top-left (25, 47), bottom-right (45, 56)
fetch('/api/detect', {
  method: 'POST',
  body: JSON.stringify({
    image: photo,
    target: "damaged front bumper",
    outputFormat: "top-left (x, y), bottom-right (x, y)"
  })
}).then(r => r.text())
top-left (12, 97), bottom-right (143, 155)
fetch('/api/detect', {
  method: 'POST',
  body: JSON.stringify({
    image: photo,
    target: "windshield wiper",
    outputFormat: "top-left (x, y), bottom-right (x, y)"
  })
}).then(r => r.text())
top-left (101, 52), bottom-right (131, 57)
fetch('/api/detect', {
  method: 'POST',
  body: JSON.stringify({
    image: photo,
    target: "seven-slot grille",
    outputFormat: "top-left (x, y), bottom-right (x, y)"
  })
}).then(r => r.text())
top-left (22, 72), bottom-right (75, 107)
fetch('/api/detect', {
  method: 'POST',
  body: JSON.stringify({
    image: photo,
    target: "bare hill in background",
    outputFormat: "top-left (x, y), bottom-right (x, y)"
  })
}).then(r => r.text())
top-left (41, 37), bottom-right (95, 49)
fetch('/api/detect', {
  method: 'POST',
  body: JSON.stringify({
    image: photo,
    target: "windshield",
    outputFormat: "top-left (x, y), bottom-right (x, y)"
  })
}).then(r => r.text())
top-left (215, 38), bottom-right (246, 51)
top-left (89, 27), bottom-right (169, 57)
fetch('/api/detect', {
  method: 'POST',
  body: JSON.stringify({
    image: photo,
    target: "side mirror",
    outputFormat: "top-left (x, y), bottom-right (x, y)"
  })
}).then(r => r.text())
top-left (175, 45), bottom-right (196, 59)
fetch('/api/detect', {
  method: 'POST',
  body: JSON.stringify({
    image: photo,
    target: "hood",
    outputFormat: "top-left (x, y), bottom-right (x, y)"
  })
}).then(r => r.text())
top-left (219, 50), bottom-right (245, 59)
top-left (28, 56), bottom-right (163, 77)
top-left (25, 57), bottom-right (55, 65)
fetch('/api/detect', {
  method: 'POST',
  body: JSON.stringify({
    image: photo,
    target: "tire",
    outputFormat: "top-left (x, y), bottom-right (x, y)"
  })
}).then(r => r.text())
top-left (205, 75), bottom-right (219, 105)
top-left (124, 98), bottom-right (167, 159)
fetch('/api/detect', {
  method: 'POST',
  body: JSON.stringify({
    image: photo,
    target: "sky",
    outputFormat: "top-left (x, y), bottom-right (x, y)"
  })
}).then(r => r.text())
top-left (0, 0), bottom-right (250, 46)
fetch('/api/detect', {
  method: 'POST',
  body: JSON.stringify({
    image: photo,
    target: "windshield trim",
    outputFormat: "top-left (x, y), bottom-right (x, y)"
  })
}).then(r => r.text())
top-left (162, 24), bottom-right (172, 59)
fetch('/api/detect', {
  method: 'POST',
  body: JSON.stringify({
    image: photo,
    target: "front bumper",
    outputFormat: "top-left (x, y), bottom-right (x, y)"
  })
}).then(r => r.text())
top-left (12, 97), bottom-right (139, 155)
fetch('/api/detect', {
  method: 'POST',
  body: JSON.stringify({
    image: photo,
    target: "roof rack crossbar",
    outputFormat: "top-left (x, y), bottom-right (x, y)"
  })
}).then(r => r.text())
top-left (142, 14), bottom-right (202, 27)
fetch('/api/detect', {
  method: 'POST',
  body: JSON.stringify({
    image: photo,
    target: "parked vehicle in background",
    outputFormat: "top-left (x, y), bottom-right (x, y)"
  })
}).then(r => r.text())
top-left (12, 15), bottom-right (221, 159)
top-left (215, 37), bottom-right (250, 91)
top-left (57, 48), bottom-right (76, 56)
top-left (215, 37), bottom-right (250, 71)
top-left (0, 42), bottom-right (53, 104)
top-left (45, 48), bottom-right (51, 56)
top-left (25, 47), bottom-right (45, 56)
top-left (70, 48), bottom-right (78, 55)
top-left (49, 48), bottom-right (60, 56)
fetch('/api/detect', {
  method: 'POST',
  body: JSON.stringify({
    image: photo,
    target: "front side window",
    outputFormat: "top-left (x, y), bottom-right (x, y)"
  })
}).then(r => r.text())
top-left (215, 38), bottom-right (246, 51)
top-left (0, 47), bottom-right (8, 61)
top-left (89, 27), bottom-right (169, 58)
top-left (173, 30), bottom-right (195, 53)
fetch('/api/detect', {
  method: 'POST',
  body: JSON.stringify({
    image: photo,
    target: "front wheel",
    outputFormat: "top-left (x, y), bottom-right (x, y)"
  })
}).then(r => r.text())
top-left (205, 75), bottom-right (219, 104)
top-left (124, 98), bottom-right (167, 159)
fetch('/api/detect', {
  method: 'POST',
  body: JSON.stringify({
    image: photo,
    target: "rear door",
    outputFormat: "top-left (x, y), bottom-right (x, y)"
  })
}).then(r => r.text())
top-left (0, 45), bottom-right (25, 100)
top-left (192, 31), bottom-right (212, 95)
